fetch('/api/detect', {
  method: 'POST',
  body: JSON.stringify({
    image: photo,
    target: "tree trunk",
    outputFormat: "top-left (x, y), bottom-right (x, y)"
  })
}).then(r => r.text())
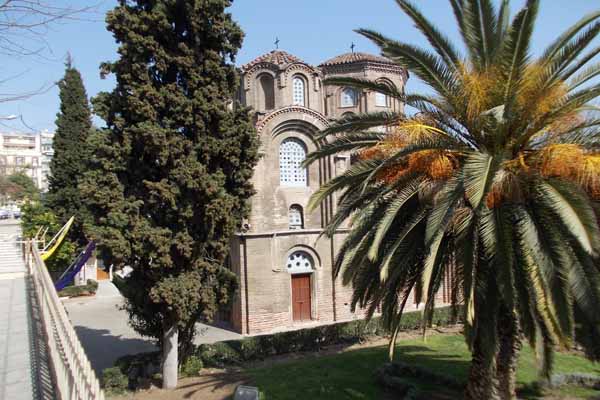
top-left (496, 309), bottom-right (521, 400)
top-left (464, 342), bottom-right (500, 400)
top-left (464, 325), bottom-right (500, 400)
top-left (162, 322), bottom-right (178, 389)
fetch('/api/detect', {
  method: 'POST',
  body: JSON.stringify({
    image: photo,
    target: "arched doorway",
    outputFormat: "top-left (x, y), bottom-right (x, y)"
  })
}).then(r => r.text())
top-left (286, 251), bottom-right (313, 321)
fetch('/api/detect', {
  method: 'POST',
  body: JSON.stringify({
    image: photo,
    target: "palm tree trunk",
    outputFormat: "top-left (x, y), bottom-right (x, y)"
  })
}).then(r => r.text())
top-left (496, 308), bottom-right (521, 400)
top-left (464, 333), bottom-right (500, 400)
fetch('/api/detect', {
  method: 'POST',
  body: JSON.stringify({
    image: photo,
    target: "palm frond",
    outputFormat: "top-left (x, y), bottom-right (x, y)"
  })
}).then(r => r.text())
top-left (307, 158), bottom-right (382, 212)
top-left (547, 21), bottom-right (600, 82)
top-left (322, 77), bottom-right (406, 100)
top-left (357, 28), bottom-right (458, 98)
top-left (499, 0), bottom-right (539, 118)
top-left (568, 61), bottom-right (600, 91)
top-left (396, 0), bottom-right (461, 70)
top-left (561, 45), bottom-right (600, 82)
top-left (538, 179), bottom-right (600, 256)
top-left (462, 0), bottom-right (498, 67)
top-left (368, 179), bottom-right (422, 261)
top-left (495, 0), bottom-right (510, 51)
top-left (303, 133), bottom-right (384, 169)
top-left (317, 111), bottom-right (403, 138)
top-left (378, 208), bottom-right (427, 282)
top-left (541, 10), bottom-right (600, 62)
top-left (463, 151), bottom-right (497, 209)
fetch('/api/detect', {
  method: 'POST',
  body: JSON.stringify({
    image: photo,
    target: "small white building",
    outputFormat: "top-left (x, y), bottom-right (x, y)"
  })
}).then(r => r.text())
top-left (0, 130), bottom-right (54, 191)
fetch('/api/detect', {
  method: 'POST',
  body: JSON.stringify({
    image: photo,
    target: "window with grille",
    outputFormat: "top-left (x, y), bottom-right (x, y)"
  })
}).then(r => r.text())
top-left (375, 91), bottom-right (388, 107)
top-left (279, 138), bottom-right (307, 186)
top-left (292, 77), bottom-right (305, 106)
top-left (341, 88), bottom-right (358, 107)
top-left (286, 251), bottom-right (313, 274)
top-left (289, 205), bottom-right (304, 229)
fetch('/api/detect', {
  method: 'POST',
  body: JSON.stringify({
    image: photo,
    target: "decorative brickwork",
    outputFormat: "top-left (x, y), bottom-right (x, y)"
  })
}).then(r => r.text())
top-left (227, 50), bottom-right (435, 336)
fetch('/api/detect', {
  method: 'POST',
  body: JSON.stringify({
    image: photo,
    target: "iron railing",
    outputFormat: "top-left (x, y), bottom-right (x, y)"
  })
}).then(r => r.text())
top-left (25, 241), bottom-right (105, 400)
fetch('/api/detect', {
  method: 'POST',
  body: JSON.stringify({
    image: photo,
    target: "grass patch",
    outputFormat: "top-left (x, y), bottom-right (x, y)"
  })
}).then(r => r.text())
top-left (248, 334), bottom-right (600, 400)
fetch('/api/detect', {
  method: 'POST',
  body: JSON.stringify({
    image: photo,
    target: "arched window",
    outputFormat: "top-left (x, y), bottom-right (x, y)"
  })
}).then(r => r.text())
top-left (292, 76), bottom-right (306, 106)
top-left (258, 74), bottom-right (275, 111)
top-left (341, 88), bottom-right (358, 107)
top-left (286, 251), bottom-right (314, 274)
top-left (375, 91), bottom-right (388, 107)
top-left (289, 205), bottom-right (304, 229)
top-left (279, 138), bottom-right (307, 187)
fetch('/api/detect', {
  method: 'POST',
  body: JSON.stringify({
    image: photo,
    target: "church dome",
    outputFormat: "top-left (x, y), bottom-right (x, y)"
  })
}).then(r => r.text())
top-left (319, 52), bottom-right (394, 67)
top-left (242, 50), bottom-right (307, 71)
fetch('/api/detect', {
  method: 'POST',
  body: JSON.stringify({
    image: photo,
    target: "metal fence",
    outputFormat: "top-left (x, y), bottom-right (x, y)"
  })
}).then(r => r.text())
top-left (25, 241), bottom-right (105, 400)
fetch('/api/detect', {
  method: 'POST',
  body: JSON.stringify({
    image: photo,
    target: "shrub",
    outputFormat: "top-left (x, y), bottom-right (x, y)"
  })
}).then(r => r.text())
top-left (112, 306), bottom-right (461, 389)
top-left (180, 355), bottom-right (203, 377)
top-left (197, 342), bottom-right (241, 368)
top-left (102, 367), bottom-right (128, 394)
top-left (87, 279), bottom-right (99, 291)
top-left (113, 351), bottom-right (161, 390)
top-left (196, 306), bottom-right (460, 368)
top-left (57, 279), bottom-right (99, 298)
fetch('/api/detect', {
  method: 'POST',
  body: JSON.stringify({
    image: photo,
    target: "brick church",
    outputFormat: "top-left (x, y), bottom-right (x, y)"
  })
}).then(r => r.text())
top-left (225, 49), bottom-right (448, 335)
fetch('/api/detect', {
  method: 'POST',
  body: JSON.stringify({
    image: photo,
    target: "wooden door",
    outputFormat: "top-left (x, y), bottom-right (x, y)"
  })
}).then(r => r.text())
top-left (292, 274), bottom-right (311, 321)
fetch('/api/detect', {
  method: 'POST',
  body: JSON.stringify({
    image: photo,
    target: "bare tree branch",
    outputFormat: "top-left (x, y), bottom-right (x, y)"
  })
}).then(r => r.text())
top-left (0, 81), bottom-right (56, 103)
top-left (0, 1), bottom-right (101, 57)
top-left (0, 1), bottom-right (102, 103)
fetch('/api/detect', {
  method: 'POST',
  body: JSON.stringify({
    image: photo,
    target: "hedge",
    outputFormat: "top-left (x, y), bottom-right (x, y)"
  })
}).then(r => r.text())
top-left (196, 306), bottom-right (460, 368)
top-left (108, 306), bottom-right (460, 389)
top-left (57, 279), bottom-right (98, 297)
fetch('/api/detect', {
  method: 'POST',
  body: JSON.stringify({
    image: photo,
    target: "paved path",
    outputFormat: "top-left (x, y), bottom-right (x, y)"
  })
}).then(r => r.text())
top-left (0, 277), bottom-right (35, 400)
top-left (65, 280), bottom-right (243, 374)
top-left (0, 221), bottom-right (51, 400)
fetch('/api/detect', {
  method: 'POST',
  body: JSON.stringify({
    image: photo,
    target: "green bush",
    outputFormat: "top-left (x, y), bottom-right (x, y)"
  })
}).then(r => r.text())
top-left (102, 366), bottom-right (128, 394)
top-left (20, 201), bottom-right (77, 272)
top-left (57, 279), bottom-right (99, 298)
top-left (112, 306), bottom-right (461, 383)
top-left (197, 342), bottom-right (241, 368)
top-left (196, 306), bottom-right (461, 368)
top-left (87, 279), bottom-right (99, 291)
top-left (180, 355), bottom-right (203, 377)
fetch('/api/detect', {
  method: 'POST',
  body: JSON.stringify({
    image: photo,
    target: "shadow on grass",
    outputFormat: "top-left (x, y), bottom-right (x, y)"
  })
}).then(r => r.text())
top-left (250, 339), bottom-right (473, 400)
top-left (517, 382), bottom-right (545, 400)
top-left (396, 345), bottom-right (471, 383)
top-left (176, 371), bottom-right (250, 400)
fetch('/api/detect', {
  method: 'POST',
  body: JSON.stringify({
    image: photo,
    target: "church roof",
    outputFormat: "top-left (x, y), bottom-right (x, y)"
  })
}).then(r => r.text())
top-left (242, 50), bottom-right (306, 71)
top-left (319, 52), bottom-right (395, 67)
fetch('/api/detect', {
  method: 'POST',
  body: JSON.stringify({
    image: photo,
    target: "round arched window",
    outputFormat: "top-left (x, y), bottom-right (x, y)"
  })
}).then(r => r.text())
top-left (292, 76), bottom-right (306, 106)
top-left (289, 204), bottom-right (304, 229)
top-left (286, 251), bottom-right (314, 274)
top-left (279, 138), bottom-right (307, 187)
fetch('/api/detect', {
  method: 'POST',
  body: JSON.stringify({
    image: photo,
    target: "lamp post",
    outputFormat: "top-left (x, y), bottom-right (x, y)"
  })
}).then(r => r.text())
top-left (0, 115), bottom-right (17, 120)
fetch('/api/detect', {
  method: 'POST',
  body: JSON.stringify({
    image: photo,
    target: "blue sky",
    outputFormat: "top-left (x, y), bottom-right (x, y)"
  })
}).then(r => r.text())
top-left (0, 0), bottom-right (598, 133)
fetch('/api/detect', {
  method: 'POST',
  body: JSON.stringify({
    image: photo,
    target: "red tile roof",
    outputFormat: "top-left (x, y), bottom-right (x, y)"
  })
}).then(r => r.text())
top-left (242, 50), bottom-right (305, 71)
top-left (319, 52), bottom-right (394, 67)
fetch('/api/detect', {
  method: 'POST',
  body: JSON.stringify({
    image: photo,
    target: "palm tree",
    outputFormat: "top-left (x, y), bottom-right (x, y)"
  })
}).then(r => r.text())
top-left (306, 1), bottom-right (600, 399)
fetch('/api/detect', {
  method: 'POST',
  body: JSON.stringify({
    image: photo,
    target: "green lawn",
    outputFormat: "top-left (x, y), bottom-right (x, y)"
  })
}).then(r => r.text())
top-left (248, 334), bottom-right (600, 400)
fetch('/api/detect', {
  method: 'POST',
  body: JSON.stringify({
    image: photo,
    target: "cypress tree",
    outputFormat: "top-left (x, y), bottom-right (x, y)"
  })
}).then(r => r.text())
top-left (47, 57), bottom-right (92, 245)
top-left (81, 0), bottom-right (259, 388)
